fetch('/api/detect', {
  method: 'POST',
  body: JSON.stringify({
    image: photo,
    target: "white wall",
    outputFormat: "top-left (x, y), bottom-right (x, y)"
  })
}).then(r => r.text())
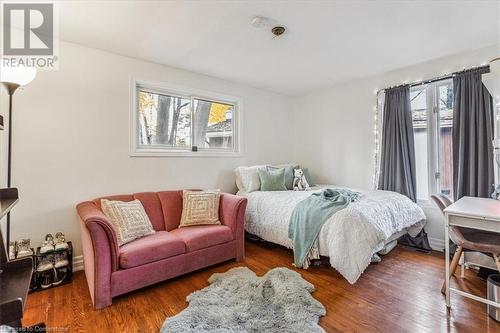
top-left (0, 41), bottom-right (293, 258)
top-left (291, 44), bottom-right (500, 250)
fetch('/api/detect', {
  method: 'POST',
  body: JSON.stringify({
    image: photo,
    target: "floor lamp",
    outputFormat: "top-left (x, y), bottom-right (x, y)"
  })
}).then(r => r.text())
top-left (0, 64), bottom-right (37, 249)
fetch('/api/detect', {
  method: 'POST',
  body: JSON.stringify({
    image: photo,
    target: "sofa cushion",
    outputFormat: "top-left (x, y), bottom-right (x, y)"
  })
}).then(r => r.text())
top-left (133, 192), bottom-right (166, 231)
top-left (169, 225), bottom-right (233, 252)
top-left (119, 231), bottom-right (186, 269)
top-left (157, 191), bottom-right (184, 231)
top-left (93, 195), bottom-right (134, 209)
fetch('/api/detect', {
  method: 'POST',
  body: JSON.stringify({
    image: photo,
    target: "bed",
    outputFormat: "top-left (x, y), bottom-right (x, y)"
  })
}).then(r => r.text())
top-left (241, 185), bottom-right (426, 284)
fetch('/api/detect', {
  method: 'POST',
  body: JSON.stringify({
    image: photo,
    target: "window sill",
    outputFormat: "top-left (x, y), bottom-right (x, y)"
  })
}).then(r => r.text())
top-left (130, 150), bottom-right (243, 158)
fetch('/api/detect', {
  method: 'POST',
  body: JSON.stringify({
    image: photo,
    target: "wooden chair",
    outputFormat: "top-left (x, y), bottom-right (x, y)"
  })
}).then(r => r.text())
top-left (431, 194), bottom-right (500, 294)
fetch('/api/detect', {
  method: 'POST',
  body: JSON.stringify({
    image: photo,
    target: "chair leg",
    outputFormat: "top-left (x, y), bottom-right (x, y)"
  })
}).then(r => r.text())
top-left (441, 246), bottom-right (463, 294)
top-left (493, 254), bottom-right (500, 272)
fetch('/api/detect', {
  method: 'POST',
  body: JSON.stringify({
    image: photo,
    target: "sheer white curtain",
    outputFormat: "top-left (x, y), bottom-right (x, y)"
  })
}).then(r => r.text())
top-left (373, 90), bottom-right (385, 189)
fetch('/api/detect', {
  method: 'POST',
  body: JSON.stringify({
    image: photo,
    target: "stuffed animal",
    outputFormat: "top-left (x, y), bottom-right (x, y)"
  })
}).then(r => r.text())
top-left (293, 169), bottom-right (310, 191)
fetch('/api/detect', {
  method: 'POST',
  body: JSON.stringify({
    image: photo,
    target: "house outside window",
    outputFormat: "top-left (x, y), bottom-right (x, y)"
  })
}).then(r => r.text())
top-left (131, 82), bottom-right (240, 156)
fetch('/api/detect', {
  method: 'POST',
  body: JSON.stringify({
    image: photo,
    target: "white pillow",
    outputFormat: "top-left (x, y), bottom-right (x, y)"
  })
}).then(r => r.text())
top-left (235, 168), bottom-right (245, 192)
top-left (234, 165), bottom-right (265, 193)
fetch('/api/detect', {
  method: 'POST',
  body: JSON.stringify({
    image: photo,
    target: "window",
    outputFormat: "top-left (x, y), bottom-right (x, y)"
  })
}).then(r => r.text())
top-left (410, 79), bottom-right (453, 201)
top-left (132, 83), bottom-right (239, 156)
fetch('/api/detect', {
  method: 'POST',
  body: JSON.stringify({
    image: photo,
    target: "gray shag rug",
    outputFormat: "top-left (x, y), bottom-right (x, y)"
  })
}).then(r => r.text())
top-left (160, 267), bottom-right (326, 333)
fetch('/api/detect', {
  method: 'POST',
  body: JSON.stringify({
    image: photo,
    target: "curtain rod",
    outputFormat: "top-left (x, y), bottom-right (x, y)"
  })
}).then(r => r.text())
top-left (378, 64), bottom-right (490, 94)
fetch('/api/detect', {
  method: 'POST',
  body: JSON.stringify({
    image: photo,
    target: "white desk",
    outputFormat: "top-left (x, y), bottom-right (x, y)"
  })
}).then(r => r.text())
top-left (444, 196), bottom-right (500, 308)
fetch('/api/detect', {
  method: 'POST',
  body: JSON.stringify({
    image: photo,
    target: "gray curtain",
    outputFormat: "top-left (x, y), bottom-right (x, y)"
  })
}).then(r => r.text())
top-left (453, 66), bottom-right (494, 200)
top-left (378, 85), bottom-right (417, 202)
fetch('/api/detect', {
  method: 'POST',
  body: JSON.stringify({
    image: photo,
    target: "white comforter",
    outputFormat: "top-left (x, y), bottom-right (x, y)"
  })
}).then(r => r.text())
top-left (243, 186), bottom-right (426, 284)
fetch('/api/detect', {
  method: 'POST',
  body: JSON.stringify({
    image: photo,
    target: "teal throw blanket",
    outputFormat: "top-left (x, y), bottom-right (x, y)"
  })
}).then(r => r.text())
top-left (288, 188), bottom-right (361, 268)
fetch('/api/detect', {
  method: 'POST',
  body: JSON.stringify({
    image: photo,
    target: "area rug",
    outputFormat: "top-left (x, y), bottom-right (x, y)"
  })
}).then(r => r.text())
top-left (160, 267), bottom-right (326, 333)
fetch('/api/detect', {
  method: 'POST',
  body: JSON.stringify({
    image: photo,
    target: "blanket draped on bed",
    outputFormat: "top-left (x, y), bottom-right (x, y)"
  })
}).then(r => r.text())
top-left (288, 188), bottom-right (360, 268)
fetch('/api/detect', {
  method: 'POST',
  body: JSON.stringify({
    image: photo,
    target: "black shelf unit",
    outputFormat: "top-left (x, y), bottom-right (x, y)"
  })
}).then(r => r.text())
top-left (0, 187), bottom-right (30, 328)
top-left (30, 241), bottom-right (73, 292)
top-left (0, 256), bottom-right (32, 327)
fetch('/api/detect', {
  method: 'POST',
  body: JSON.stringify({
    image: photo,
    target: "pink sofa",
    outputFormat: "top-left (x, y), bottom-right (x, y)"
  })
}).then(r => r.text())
top-left (76, 190), bottom-right (247, 309)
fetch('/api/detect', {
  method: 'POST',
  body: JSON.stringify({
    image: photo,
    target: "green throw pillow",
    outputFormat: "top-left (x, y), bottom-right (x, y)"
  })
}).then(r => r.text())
top-left (283, 165), bottom-right (296, 190)
top-left (269, 164), bottom-right (298, 190)
top-left (258, 167), bottom-right (287, 191)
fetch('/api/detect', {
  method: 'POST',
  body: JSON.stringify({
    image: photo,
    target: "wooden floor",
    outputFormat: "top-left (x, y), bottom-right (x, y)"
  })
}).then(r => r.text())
top-left (23, 241), bottom-right (500, 332)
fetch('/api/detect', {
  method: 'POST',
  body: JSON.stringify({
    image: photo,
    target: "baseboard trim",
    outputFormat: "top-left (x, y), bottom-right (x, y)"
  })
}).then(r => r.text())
top-left (429, 237), bottom-right (445, 252)
top-left (73, 255), bottom-right (84, 272)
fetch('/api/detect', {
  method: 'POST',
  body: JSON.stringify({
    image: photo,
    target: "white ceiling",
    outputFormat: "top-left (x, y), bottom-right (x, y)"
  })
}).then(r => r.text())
top-left (57, 0), bottom-right (500, 95)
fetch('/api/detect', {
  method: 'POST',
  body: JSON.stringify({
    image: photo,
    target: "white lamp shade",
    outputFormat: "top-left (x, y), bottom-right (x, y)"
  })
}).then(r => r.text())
top-left (483, 57), bottom-right (500, 101)
top-left (0, 63), bottom-right (37, 86)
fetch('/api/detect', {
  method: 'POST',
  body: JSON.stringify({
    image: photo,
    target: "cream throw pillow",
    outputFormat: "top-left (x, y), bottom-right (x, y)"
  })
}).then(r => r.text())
top-left (101, 199), bottom-right (155, 246)
top-left (179, 190), bottom-right (221, 227)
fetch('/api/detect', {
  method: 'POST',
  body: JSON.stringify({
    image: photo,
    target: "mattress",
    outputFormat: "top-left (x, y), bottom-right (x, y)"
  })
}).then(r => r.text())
top-left (242, 185), bottom-right (426, 283)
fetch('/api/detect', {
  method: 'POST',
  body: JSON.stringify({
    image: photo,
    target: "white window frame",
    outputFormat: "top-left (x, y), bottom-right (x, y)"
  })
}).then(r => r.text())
top-left (410, 79), bottom-right (453, 203)
top-left (130, 79), bottom-right (242, 157)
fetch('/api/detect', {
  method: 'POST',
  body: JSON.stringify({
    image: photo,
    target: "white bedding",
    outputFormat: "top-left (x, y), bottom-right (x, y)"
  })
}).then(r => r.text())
top-left (243, 186), bottom-right (426, 284)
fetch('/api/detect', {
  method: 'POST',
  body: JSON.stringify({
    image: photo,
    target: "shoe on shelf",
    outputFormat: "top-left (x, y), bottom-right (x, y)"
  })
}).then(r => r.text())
top-left (54, 232), bottom-right (68, 251)
top-left (40, 234), bottom-right (55, 254)
top-left (53, 267), bottom-right (67, 286)
top-left (40, 269), bottom-right (55, 289)
top-left (40, 240), bottom-right (54, 254)
top-left (36, 255), bottom-right (54, 272)
top-left (8, 241), bottom-right (16, 260)
top-left (16, 239), bottom-right (33, 258)
top-left (54, 253), bottom-right (69, 268)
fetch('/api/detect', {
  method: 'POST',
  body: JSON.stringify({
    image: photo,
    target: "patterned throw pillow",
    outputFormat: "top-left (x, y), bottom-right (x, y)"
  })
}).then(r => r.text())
top-left (179, 190), bottom-right (221, 227)
top-left (101, 199), bottom-right (155, 246)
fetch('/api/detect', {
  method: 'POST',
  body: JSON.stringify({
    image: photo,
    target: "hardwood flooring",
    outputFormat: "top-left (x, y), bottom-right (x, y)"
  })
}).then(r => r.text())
top-left (23, 241), bottom-right (500, 332)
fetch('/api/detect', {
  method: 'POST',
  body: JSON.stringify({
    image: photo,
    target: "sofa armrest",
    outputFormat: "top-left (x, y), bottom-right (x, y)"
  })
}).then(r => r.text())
top-left (76, 201), bottom-right (119, 271)
top-left (219, 193), bottom-right (247, 240)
